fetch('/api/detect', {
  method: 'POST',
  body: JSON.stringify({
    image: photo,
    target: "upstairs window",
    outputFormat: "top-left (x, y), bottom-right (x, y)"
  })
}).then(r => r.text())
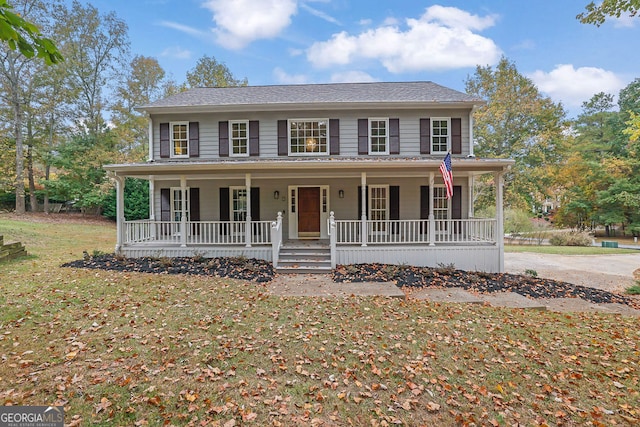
top-left (289, 119), bottom-right (328, 155)
top-left (171, 122), bottom-right (189, 158)
top-left (369, 118), bottom-right (388, 154)
top-left (431, 118), bottom-right (450, 154)
top-left (230, 120), bottom-right (249, 156)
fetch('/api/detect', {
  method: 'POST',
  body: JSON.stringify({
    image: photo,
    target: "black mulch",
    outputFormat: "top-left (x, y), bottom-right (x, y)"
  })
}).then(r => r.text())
top-left (62, 254), bottom-right (274, 283)
top-left (62, 255), bottom-right (639, 309)
top-left (333, 263), bottom-right (640, 309)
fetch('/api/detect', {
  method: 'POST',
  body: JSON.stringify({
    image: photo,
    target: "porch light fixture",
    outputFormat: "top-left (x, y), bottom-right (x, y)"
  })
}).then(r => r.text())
top-left (339, 189), bottom-right (344, 198)
top-left (274, 190), bottom-right (280, 200)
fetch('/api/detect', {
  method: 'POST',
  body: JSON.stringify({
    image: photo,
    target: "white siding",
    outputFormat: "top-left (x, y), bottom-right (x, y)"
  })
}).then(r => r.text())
top-left (150, 108), bottom-right (473, 160)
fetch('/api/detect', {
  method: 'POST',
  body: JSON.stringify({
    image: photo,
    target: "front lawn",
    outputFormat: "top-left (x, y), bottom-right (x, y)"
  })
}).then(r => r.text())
top-left (1, 214), bottom-right (639, 425)
top-left (505, 244), bottom-right (638, 255)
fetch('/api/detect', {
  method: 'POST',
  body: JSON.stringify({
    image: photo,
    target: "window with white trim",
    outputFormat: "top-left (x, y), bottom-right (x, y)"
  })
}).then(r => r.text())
top-left (431, 118), bottom-right (450, 154)
top-left (433, 187), bottom-right (449, 220)
top-left (369, 118), bottom-right (388, 154)
top-left (289, 119), bottom-right (328, 155)
top-left (230, 120), bottom-right (249, 156)
top-left (230, 187), bottom-right (247, 222)
top-left (369, 185), bottom-right (388, 233)
top-left (171, 122), bottom-right (189, 158)
top-left (170, 188), bottom-right (190, 221)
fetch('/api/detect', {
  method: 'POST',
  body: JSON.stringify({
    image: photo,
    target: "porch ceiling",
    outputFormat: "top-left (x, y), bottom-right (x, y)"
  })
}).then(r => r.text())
top-left (104, 157), bottom-right (514, 180)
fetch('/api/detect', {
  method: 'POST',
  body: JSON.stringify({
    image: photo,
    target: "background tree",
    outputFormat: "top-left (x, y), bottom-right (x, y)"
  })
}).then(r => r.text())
top-left (53, 0), bottom-right (129, 135)
top-left (577, 0), bottom-right (640, 25)
top-left (111, 55), bottom-right (166, 162)
top-left (0, 0), bottom-right (61, 214)
top-left (465, 57), bottom-right (568, 211)
top-left (186, 55), bottom-right (248, 88)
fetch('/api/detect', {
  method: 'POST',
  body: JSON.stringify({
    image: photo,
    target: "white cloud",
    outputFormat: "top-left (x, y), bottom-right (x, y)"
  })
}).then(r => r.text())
top-left (330, 71), bottom-right (378, 83)
top-left (528, 64), bottom-right (626, 108)
top-left (613, 14), bottom-right (638, 28)
top-left (159, 21), bottom-right (208, 39)
top-left (273, 67), bottom-right (310, 84)
top-left (300, 2), bottom-right (340, 25)
top-left (160, 46), bottom-right (192, 59)
top-left (306, 5), bottom-right (501, 72)
top-left (201, 0), bottom-right (297, 49)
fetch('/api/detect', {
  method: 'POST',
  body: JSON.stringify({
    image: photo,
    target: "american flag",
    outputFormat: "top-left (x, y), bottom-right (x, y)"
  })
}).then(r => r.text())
top-left (439, 152), bottom-right (453, 199)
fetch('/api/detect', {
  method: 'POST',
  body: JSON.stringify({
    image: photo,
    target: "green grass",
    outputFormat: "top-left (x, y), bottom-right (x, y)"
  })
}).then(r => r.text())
top-left (1, 214), bottom-right (639, 425)
top-left (505, 244), bottom-right (638, 255)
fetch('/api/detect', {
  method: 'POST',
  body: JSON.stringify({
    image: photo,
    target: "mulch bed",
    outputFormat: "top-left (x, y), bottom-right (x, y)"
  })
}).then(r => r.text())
top-left (62, 254), bottom-right (274, 282)
top-left (333, 263), bottom-right (640, 308)
top-left (63, 255), bottom-right (639, 309)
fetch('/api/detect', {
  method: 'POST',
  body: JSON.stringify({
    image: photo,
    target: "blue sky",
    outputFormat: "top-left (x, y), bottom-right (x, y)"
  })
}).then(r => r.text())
top-left (87, 0), bottom-right (639, 118)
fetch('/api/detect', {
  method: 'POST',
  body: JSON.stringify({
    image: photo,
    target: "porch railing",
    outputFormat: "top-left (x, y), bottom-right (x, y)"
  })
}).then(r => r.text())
top-left (334, 218), bottom-right (496, 245)
top-left (124, 220), bottom-right (273, 245)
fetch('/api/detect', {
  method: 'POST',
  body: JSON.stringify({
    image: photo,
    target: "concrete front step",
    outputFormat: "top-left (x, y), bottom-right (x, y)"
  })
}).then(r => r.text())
top-left (276, 265), bottom-right (333, 274)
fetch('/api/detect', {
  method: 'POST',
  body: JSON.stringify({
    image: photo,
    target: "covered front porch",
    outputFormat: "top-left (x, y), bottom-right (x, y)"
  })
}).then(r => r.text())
top-left (106, 158), bottom-right (511, 273)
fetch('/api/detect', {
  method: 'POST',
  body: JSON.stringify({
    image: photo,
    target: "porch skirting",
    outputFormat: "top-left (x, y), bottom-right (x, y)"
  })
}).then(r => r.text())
top-left (336, 245), bottom-right (500, 273)
top-left (120, 245), bottom-right (273, 261)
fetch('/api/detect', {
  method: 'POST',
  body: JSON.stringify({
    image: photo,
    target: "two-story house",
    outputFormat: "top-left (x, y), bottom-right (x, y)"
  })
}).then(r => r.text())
top-left (104, 81), bottom-right (514, 273)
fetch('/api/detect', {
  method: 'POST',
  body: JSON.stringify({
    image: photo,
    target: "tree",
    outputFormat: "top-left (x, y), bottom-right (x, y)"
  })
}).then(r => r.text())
top-left (0, 0), bottom-right (62, 64)
top-left (0, 0), bottom-right (61, 214)
top-left (186, 55), bottom-right (248, 88)
top-left (465, 57), bottom-right (568, 210)
top-left (53, 0), bottom-right (129, 136)
top-left (577, 0), bottom-right (640, 26)
top-left (111, 55), bottom-right (166, 161)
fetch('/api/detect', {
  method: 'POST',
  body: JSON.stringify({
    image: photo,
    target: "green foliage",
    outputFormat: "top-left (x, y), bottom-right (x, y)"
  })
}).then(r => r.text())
top-left (504, 208), bottom-right (534, 234)
top-left (549, 232), bottom-right (592, 246)
top-left (186, 55), bottom-right (248, 88)
top-left (577, 0), bottom-right (640, 26)
top-left (626, 284), bottom-right (640, 295)
top-left (524, 269), bottom-right (538, 277)
top-left (102, 178), bottom-right (149, 221)
top-left (0, 0), bottom-right (63, 64)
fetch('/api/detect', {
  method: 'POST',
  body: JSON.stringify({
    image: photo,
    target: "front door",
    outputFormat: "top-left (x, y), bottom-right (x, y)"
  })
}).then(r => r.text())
top-left (298, 187), bottom-right (321, 237)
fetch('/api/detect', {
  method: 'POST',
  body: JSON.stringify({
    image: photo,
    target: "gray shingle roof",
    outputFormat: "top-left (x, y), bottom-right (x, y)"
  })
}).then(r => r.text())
top-left (139, 81), bottom-right (483, 111)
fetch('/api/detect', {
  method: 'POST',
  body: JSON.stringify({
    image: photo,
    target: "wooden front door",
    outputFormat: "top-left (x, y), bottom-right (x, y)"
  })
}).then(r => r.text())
top-left (298, 187), bottom-right (321, 237)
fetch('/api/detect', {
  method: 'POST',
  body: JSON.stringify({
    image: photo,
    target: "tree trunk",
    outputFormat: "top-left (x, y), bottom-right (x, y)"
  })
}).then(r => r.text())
top-left (14, 103), bottom-right (25, 214)
top-left (27, 144), bottom-right (38, 212)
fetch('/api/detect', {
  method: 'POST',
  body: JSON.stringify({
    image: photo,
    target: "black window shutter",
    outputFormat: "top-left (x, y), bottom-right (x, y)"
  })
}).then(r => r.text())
top-left (452, 186), bottom-right (462, 219)
top-left (160, 123), bottom-right (170, 158)
top-left (219, 187), bottom-right (230, 221)
top-left (189, 122), bottom-right (199, 157)
top-left (451, 118), bottom-right (462, 154)
top-left (389, 119), bottom-right (400, 154)
top-left (358, 119), bottom-right (368, 154)
top-left (420, 186), bottom-right (430, 219)
top-left (329, 119), bottom-right (340, 155)
top-left (357, 186), bottom-right (369, 218)
top-left (277, 120), bottom-right (288, 156)
top-left (219, 121), bottom-right (229, 157)
top-left (190, 188), bottom-right (200, 235)
top-left (250, 187), bottom-right (260, 221)
top-left (189, 188), bottom-right (200, 221)
top-left (160, 188), bottom-right (171, 221)
top-left (389, 185), bottom-right (400, 234)
top-left (419, 119), bottom-right (431, 154)
top-left (420, 186), bottom-right (429, 234)
top-left (249, 120), bottom-right (259, 156)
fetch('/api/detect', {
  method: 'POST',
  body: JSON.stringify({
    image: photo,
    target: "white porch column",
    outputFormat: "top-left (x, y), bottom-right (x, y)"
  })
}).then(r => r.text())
top-left (361, 172), bottom-right (367, 247)
top-left (468, 175), bottom-right (474, 218)
top-left (428, 172), bottom-right (435, 246)
top-left (245, 173), bottom-right (252, 247)
top-left (114, 175), bottom-right (125, 254)
top-left (495, 171), bottom-right (505, 272)
top-left (180, 175), bottom-right (187, 247)
top-left (149, 177), bottom-right (156, 240)
top-left (148, 117), bottom-right (153, 161)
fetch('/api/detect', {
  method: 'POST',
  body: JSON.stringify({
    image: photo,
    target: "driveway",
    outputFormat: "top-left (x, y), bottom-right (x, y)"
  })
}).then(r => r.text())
top-left (504, 252), bottom-right (640, 293)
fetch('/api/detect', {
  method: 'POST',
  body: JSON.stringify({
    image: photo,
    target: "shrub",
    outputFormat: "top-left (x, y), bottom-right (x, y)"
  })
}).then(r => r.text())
top-left (549, 232), bottom-right (592, 246)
